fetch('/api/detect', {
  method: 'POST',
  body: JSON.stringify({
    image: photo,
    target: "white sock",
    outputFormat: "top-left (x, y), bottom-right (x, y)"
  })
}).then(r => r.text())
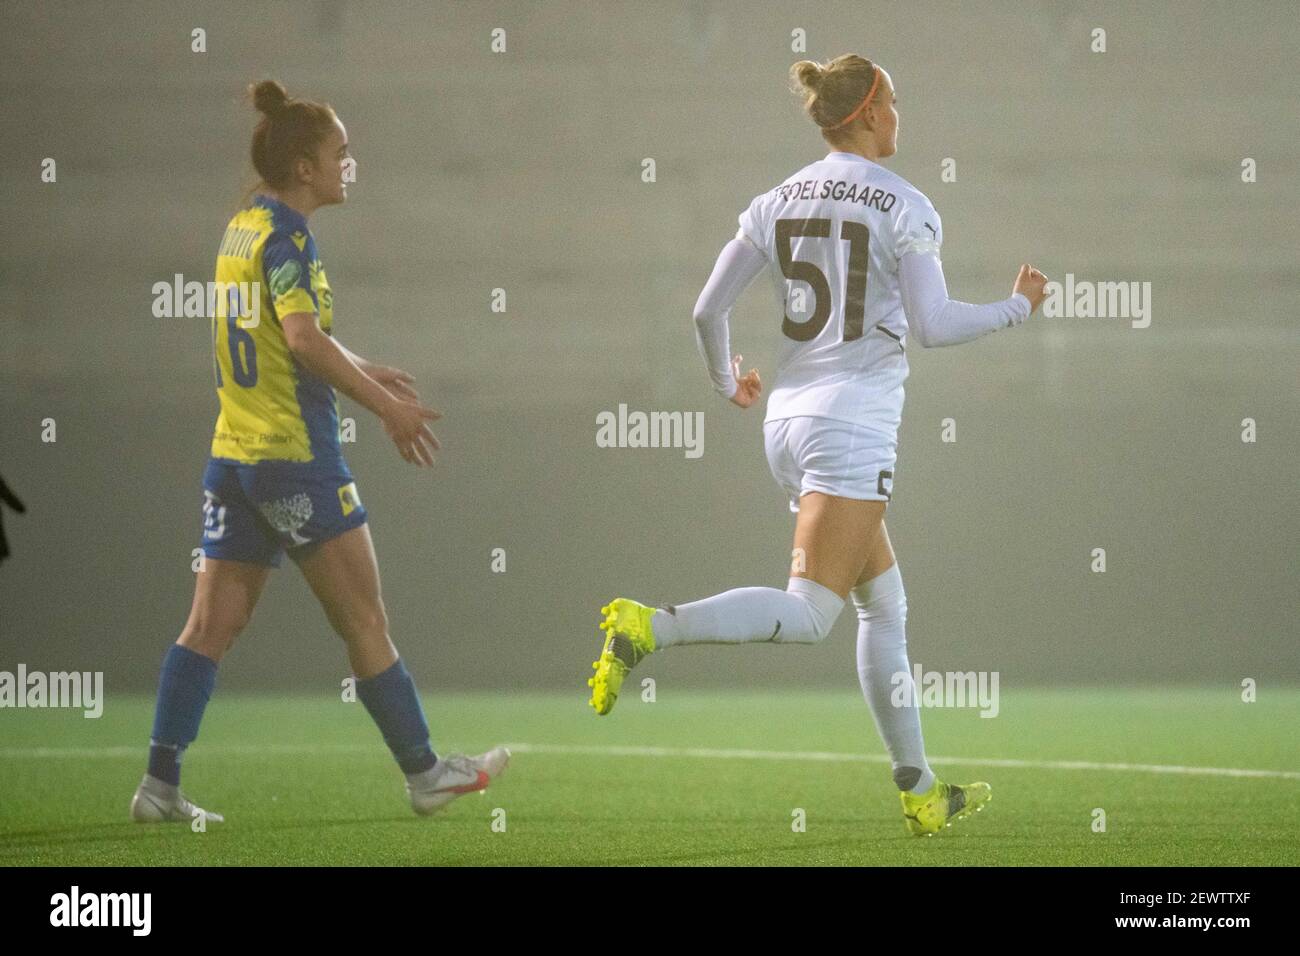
top-left (853, 564), bottom-right (935, 794)
top-left (651, 577), bottom-right (845, 647)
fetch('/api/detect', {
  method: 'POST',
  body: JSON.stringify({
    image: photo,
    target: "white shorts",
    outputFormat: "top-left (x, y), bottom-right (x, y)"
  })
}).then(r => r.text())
top-left (763, 416), bottom-right (898, 512)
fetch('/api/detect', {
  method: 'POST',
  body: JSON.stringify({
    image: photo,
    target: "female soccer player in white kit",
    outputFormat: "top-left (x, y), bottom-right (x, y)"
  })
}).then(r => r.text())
top-left (587, 55), bottom-right (1049, 836)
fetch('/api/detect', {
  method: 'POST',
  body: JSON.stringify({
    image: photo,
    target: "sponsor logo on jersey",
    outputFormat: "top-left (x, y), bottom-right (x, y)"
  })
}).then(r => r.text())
top-left (269, 259), bottom-right (302, 297)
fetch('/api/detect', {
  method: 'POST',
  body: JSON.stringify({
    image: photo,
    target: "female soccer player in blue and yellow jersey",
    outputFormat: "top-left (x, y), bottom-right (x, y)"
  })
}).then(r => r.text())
top-left (587, 56), bottom-right (1050, 836)
top-left (131, 80), bottom-right (507, 823)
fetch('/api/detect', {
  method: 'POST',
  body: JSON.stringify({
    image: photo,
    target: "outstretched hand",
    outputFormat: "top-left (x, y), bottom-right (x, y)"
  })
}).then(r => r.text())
top-left (381, 398), bottom-right (441, 467)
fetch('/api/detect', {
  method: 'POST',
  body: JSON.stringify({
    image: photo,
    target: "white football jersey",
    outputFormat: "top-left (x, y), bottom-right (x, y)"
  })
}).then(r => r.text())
top-left (737, 151), bottom-right (943, 434)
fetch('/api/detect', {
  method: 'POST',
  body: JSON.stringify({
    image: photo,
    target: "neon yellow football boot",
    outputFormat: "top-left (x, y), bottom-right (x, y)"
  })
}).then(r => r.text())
top-left (587, 598), bottom-right (657, 715)
top-left (900, 778), bottom-right (992, 836)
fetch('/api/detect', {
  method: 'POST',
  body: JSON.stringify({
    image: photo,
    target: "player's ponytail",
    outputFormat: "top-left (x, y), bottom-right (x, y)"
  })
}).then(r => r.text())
top-left (248, 79), bottom-right (337, 189)
top-left (790, 54), bottom-right (881, 136)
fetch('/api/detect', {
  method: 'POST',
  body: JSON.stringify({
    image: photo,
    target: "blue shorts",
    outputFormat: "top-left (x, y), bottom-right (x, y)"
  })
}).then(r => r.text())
top-left (199, 457), bottom-right (368, 568)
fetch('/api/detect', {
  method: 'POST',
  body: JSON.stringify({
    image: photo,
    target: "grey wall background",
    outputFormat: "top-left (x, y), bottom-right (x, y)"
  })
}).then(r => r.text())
top-left (0, 1), bottom-right (1295, 693)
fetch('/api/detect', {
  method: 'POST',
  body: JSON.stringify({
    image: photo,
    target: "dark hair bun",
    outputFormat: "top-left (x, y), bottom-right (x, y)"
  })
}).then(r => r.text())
top-left (251, 79), bottom-right (289, 117)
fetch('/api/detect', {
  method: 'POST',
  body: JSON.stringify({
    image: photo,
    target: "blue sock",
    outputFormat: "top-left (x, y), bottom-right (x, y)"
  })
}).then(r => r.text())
top-left (146, 644), bottom-right (218, 786)
top-left (356, 658), bottom-right (437, 774)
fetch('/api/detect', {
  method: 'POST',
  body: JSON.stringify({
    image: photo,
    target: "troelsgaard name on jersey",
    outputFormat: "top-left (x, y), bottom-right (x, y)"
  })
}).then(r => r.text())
top-left (771, 178), bottom-right (897, 211)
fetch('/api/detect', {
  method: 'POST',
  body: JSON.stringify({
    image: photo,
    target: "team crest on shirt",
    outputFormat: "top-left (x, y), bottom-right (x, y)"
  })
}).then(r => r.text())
top-left (337, 482), bottom-right (361, 517)
top-left (291, 231), bottom-right (308, 251)
top-left (268, 259), bottom-right (302, 297)
top-left (259, 493), bottom-right (313, 543)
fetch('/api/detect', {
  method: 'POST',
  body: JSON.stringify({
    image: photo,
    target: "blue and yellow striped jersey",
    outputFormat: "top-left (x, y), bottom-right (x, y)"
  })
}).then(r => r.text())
top-left (210, 195), bottom-right (340, 464)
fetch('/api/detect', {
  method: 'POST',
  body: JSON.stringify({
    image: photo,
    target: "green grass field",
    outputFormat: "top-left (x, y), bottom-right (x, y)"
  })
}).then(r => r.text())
top-left (2, 688), bottom-right (1297, 866)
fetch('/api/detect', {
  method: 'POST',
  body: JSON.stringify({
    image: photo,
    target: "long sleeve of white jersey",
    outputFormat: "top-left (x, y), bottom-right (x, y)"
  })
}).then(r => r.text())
top-left (692, 237), bottom-right (768, 398)
top-left (899, 251), bottom-right (1032, 348)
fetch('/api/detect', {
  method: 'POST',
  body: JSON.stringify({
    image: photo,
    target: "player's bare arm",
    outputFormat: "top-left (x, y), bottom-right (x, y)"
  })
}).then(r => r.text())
top-left (282, 312), bottom-right (440, 466)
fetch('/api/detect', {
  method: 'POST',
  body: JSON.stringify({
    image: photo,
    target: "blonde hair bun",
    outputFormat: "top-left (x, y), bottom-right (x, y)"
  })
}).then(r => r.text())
top-left (790, 54), bottom-right (879, 131)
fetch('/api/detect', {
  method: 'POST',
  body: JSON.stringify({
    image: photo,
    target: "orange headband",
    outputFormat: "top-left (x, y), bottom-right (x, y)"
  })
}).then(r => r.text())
top-left (826, 67), bottom-right (881, 130)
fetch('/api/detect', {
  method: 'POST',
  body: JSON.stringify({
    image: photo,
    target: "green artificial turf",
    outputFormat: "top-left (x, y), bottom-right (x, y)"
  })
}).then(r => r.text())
top-left (2, 688), bottom-right (1296, 866)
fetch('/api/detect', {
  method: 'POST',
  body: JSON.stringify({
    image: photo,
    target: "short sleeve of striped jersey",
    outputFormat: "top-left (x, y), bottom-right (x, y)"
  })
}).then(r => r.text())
top-left (262, 229), bottom-right (319, 318)
top-left (735, 193), bottom-right (769, 258)
top-left (893, 196), bottom-right (943, 261)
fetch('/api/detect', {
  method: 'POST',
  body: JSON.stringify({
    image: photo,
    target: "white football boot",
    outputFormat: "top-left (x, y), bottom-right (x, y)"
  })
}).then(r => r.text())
top-left (406, 747), bottom-right (510, 816)
top-left (130, 774), bottom-right (225, 824)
